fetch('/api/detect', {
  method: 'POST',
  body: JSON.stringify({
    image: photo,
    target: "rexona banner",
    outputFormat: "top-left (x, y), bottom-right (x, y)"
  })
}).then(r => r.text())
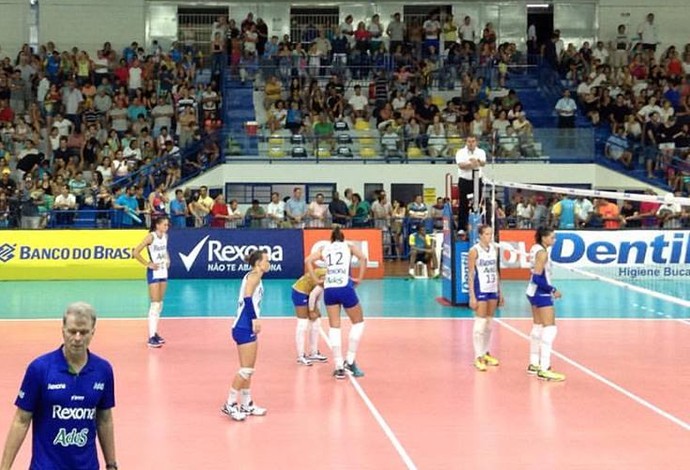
top-left (167, 229), bottom-right (304, 279)
top-left (0, 230), bottom-right (147, 280)
top-left (499, 229), bottom-right (690, 279)
top-left (303, 229), bottom-right (384, 279)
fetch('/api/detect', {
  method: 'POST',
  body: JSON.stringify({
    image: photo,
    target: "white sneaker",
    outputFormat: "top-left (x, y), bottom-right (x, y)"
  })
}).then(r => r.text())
top-left (297, 355), bottom-right (313, 366)
top-left (408, 268), bottom-right (415, 277)
top-left (221, 403), bottom-right (246, 421)
top-left (241, 401), bottom-right (267, 416)
top-left (306, 351), bottom-right (328, 362)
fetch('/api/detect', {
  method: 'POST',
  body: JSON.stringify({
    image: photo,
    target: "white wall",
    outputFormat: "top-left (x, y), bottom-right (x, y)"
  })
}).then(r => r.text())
top-left (4, 1), bottom-right (687, 57)
top-left (185, 162), bottom-right (651, 197)
top-left (0, 0), bottom-right (30, 59)
top-left (598, 0), bottom-right (688, 52)
top-left (39, 0), bottom-right (146, 56)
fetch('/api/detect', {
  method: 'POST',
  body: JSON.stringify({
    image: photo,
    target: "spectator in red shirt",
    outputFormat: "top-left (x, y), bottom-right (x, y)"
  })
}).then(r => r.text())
top-left (0, 100), bottom-right (15, 124)
top-left (210, 194), bottom-right (229, 228)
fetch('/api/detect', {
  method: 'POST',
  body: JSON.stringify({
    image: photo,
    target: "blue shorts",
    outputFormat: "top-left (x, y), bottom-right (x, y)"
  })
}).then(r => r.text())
top-left (324, 282), bottom-right (359, 309)
top-left (232, 327), bottom-right (257, 345)
top-left (291, 289), bottom-right (309, 307)
top-left (527, 294), bottom-right (554, 308)
top-left (146, 269), bottom-right (167, 285)
top-left (476, 292), bottom-right (499, 302)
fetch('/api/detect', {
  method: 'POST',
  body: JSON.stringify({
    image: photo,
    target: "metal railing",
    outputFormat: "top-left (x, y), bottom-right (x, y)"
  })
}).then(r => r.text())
top-left (224, 128), bottom-right (596, 163)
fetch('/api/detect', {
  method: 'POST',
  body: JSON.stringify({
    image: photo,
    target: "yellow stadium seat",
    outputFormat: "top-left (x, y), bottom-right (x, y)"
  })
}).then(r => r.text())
top-left (359, 136), bottom-right (375, 146)
top-left (407, 145), bottom-right (423, 159)
top-left (360, 147), bottom-right (377, 159)
top-left (268, 147), bottom-right (284, 158)
top-left (354, 119), bottom-right (371, 131)
top-left (268, 135), bottom-right (283, 146)
top-left (316, 147), bottom-right (331, 158)
top-left (448, 136), bottom-right (463, 146)
top-left (431, 95), bottom-right (445, 108)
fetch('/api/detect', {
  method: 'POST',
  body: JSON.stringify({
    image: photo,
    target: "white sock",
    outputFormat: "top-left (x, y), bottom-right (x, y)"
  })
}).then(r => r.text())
top-left (295, 318), bottom-right (308, 358)
top-left (482, 317), bottom-right (492, 356)
top-left (148, 302), bottom-right (161, 338)
top-left (227, 388), bottom-right (239, 406)
top-left (346, 322), bottom-right (365, 364)
top-left (473, 317), bottom-right (488, 359)
top-left (329, 327), bottom-right (343, 369)
top-left (240, 389), bottom-right (251, 406)
top-left (308, 319), bottom-right (320, 355)
top-left (529, 324), bottom-right (543, 366)
top-left (540, 325), bottom-right (558, 371)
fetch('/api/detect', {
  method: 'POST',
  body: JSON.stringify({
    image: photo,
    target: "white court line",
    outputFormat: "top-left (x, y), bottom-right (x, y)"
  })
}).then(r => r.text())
top-left (319, 328), bottom-right (418, 470)
top-left (2, 315), bottom-right (690, 323)
top-left (495, 318), bottom-right (690, 432)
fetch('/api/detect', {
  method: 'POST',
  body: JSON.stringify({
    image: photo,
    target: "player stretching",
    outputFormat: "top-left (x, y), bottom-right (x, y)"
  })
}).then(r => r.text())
top-left (222, 250), bottom-right (270, 421)
top-left (305, 227), bottom-right (367, 379)
top-left (292, 268), bottom-right (328, 366)
top-left (468, 225), bottom-right (503, 371)
top-left (133, 215), bottom-right (170, 348)
top-left (526, 227), bottom-right (565, 381)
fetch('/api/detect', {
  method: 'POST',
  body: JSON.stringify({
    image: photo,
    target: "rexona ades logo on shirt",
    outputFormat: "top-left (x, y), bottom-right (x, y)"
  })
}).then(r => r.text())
top-left (168, 229), bottom-right (305, 279)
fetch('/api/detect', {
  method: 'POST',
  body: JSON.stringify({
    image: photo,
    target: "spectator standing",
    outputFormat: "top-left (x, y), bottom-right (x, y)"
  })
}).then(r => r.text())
top-left (266, 192), bottom-right (285, 228)
top-left (637, 13), bottom-right (659, 54)
top-left (286, 187), bottom-right (308, 228)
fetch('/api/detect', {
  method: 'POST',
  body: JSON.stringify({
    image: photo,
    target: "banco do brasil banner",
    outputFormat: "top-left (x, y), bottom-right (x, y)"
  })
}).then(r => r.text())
top-left (167, 228), bottom-right (304, 279)
top-left (0, 230), bottom-right (147, 280)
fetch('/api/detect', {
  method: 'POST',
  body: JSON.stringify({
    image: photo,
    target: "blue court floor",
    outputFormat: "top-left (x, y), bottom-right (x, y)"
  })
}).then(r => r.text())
top-left (1, 278), bottom-right (688, 321)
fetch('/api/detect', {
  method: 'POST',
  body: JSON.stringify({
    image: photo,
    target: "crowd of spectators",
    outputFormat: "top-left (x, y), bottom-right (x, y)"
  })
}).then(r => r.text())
top-left (210, 11), bottom-right (536, 160)
top-left (0, 36), bottom-right (223, 228)
top-left (502, 188), bottom-right (690, 230)
top-left (543, 13), bottom-right (690, 193)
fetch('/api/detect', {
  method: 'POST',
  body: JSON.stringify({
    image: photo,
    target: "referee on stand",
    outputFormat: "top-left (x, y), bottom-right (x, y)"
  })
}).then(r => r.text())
top-left (455, 135), bottom-right (486, 233)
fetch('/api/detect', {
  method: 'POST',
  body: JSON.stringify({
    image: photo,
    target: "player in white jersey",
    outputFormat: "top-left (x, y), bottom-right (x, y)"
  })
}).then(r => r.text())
top-left (133, 216), bottom-right (170, 348)
top-left (467, 225), bottom-right (503, 371)
top-left (525, 227), bottom-right (565, 382)
top-left (305, 227), bottom-right (368, 379)
top-left (222, 249), bottom-right (270, 422)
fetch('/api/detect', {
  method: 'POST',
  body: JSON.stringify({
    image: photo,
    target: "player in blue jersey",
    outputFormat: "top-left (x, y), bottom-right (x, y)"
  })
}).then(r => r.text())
top-left (133, 215), bottom-right (170, 348)
top-left (305, 227), bottom-right (368, 379)
top-left (526, 227), bottom-right (565, 382)
top-left (467, 225), bottom-right (504, 371)
top-left (222, 249), bottom-right (270, 422)
top-left (0, 302), bottom-right (117, 470)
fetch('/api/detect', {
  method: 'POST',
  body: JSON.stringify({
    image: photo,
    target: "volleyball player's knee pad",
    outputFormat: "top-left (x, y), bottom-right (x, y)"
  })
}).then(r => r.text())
top-left (238, 367), bottom-right (255, 380)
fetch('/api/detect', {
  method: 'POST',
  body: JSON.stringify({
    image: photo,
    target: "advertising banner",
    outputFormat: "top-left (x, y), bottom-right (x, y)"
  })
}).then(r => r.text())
top-left (168, 229), bottom-right (304, 279)
top-left (302, 229), bottom-right (384, 279)
top-left (499, 229), bottom-right (690, 279)
top-left (0, 230), bottom-right (147, 280)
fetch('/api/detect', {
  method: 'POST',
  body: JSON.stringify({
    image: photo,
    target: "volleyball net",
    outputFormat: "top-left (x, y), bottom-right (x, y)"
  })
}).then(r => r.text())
top-left (485, 179), bottom-right (690, 311)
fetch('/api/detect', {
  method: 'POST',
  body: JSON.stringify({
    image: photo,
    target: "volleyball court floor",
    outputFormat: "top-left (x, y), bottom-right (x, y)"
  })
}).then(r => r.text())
top-left (1, 278), bottom-right (689, 469)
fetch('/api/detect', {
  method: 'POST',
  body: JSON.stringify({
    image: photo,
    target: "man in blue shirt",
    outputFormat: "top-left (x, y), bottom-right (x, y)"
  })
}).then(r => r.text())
top-left (0, 302), bottom-right (117, 470)
top-left (285, 187), bottom-right (307, 228)
top-left (552, 195), bottom-right (576, 229)
top-left (113, 186), bottom-right (139, 228)
top-left (170, 189), bottom-right (188, 228)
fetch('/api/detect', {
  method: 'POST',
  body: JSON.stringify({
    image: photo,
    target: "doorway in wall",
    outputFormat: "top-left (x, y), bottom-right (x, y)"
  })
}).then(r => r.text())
top-left (527, 4), bottom-right (554, 56)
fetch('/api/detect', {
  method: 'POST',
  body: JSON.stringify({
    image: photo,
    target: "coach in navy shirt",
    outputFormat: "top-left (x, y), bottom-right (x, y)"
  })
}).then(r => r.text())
top-left (0, 302), bottom-right (117, 470)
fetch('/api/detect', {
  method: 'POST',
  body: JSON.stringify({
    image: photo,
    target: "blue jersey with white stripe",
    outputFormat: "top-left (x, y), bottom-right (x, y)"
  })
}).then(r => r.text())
top-left (233, 272), bottom-right (263, 329)
top-left (526, 245), bottom-right (552, 297)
